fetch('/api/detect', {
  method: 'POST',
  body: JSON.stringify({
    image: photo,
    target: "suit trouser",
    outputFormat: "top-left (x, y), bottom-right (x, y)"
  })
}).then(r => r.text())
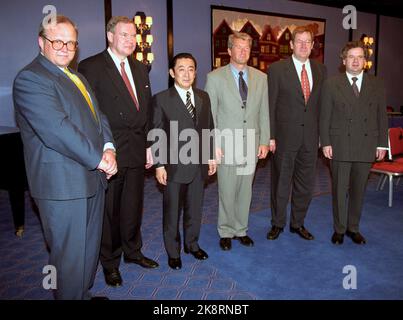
top-left (35, 182), bottom-right (104, 300)
top-left (163, 169), bottom-right (204, 259)
top-left (331, 161), bottom-right (372, 234)
top-left (271, 147), bottom-right (317, 228)
top-left (217, 164), bottom-right (256, 238)
top-left (101, 167), bottom-right (145, 270)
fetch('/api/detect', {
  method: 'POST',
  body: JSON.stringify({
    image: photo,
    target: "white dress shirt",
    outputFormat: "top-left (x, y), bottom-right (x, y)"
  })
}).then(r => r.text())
top-left (292, 55), bottom-right (313, 91)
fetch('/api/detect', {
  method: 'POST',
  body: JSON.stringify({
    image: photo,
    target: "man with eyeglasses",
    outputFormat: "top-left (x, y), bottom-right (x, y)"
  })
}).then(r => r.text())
top-left (320, 41), bottom-right (387, 245)
top-left (13, 15), bottom-right (117, 299)
top-left (267, 26), bottom-right (327, 242)
top-left (78, 16), bottom-right (158, 288)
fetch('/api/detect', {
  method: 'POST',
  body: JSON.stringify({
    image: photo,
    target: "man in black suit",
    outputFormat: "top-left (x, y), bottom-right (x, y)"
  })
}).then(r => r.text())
top-left (320, 41), bottom-right (388, 245)
top-left (267, 26), bottom-right (327, 241)
top-left (150, 53), bottom-right (216, 270)
top-left (78, 16), bottom-right (158, 287)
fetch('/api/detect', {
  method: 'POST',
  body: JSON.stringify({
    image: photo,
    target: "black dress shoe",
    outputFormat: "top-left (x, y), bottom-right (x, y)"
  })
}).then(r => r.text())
top-left (346, 230), bottom-right (366, 244)
top-left (219, 237), bottom-right (232, 251)
top-left (267, 226), bottom-right (283, 240)
top-left (124, 256), bottom-right (159, 268)
top-left (168, 257), bottom-right (182, 270)
top-left (331, 232), bottom-right (344, 245)
top-left (235, 235), bottom-right (254, 247)
top-left (91, 296), bottom-right (109, 300)
top-left (290, 225), bottom-right (314, 240)
top-left (184, 247), bottom-right (209, 260)
top-left (103, 268), bottom-right (122, 287)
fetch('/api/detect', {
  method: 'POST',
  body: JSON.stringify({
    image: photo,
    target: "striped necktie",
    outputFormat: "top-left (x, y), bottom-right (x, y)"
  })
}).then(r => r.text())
top-left (63, 68), bottom-right (98, 122)
top-left (186, 91), bottom-right (195, 120)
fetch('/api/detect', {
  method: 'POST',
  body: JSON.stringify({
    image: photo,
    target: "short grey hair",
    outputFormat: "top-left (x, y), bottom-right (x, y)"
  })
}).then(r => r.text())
top-left (228, 31), bottom-right (252, 49)
top-left (106, 16), bottom-right (134, 33)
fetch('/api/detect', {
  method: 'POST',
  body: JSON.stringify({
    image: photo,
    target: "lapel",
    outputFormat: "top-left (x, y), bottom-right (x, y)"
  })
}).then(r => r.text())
top-left (285, 57), bottom-right (304, 100)
top-left (102, 51), bottom-right (137, 111)
top-left (168, 87), bottom-right (195, 126)
top-left (309, 60), bottom-right (319, 98)
top-left (224, 65), bottom-right (243, 104)
top-left (128, 56), bottom-right (144, 109)
top-left (338, 73), bottom-right (359, 108)
top-left (359, 73), bottom-right (373, 107)
top-left (194, 89), bottom-right (203, 126)
top-left (245, 66), bottom-right (257, 116)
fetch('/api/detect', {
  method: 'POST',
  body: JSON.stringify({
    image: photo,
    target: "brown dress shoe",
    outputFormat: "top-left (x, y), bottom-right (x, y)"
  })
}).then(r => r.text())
top-left (331, 232), bottom-right (344, 245)
top-left (235, 235), bottom-right (254, 247)
top-left (103, 268), bottom-right (122, 287)
top-left (346, 230), bottom-right (366, 244)
top-left (219, 238), bottom-right (232, 251)
top-left (290, 225), bottom-right (314, 240)
top-left (267, 226), bottom-right (284, 240)
top-left (184, 247), bottom-right (209, 260)
top-left (124, 256), bottom-right (159, 268)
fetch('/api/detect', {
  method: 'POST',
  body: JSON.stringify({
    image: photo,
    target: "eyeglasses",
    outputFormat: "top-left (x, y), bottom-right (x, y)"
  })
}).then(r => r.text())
top-left (42, 36), bottom-right (78, 51)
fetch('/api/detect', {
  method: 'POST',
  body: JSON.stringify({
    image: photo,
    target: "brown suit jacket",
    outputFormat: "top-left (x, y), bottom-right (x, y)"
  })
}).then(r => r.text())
top-left (320, 73), bottom-right (388, 162)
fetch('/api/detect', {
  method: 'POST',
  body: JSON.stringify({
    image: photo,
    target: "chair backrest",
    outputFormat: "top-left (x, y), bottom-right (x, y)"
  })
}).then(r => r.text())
top-left (389, 127), bottom-right (403, 158)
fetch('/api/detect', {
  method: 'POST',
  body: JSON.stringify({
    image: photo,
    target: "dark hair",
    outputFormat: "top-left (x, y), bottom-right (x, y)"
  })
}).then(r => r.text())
top-left (169, 52), bottom-right (197, 70)
top-left (340, 41), bottom-right (367, 59)
top-left (38, 15), bottom-right (78, 38)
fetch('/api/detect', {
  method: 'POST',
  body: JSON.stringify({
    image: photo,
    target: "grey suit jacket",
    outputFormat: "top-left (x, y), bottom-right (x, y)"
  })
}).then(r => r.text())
top-left (13, 54), bottom-right (114, 200)
top-left (319, 73), bottom-right (388, 162)
top-left (205, 64), bottom-right (270, 165)
top-left (268, 57), bottom-right (327, 152)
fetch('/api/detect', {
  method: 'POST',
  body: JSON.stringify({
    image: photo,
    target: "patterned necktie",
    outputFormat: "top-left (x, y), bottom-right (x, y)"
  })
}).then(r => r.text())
top-left (120, 61), bottom-right (139, 111)
top-left (63, 68), bottom-right (98, 122)
top-left (301, 64), bottom-right (310, 105)
top-left (352, 76), bottom-right (360, 98)
top-left (239, 71), bottom-right (248, 107)
top-left (186, 91), bottom-right (195, 120)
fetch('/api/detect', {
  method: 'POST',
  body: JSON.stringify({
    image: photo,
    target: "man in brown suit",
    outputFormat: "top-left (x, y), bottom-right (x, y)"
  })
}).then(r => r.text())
top-left (320, 41), bottom-right (388, 245)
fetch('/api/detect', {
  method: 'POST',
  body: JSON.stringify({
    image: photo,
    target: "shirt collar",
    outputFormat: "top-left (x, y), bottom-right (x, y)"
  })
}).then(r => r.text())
top-left (174, 84), bottom-right (193, 97)
top-left (346, 70), bottom-right (364, 82)
top-left (107, 47), bottom-right (129, 68)
top-left (292, 55), bottom-right (311, 69)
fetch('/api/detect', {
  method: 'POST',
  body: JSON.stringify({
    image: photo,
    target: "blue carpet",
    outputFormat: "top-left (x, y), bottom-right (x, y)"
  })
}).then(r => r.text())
top-left (1, 158), bottom-right (403, 300)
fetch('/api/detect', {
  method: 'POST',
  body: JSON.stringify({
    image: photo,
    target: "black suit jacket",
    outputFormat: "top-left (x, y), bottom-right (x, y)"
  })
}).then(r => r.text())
top-left (268, 57), bottom-right (327, 151)
top-left (78, 50), bottom-right (152, 168)
top-left (151, 87), bottom-right (215, 184)
top-left (320, 73), bottom-right (388, 162)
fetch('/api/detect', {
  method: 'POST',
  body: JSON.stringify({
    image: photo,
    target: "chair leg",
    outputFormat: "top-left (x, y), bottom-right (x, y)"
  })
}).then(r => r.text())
top-left (380, 175), bottom-right (388, 190)
top-left (388, 175), bottom-right (393, 207)
top-left (376, 174), bottom-right (385, 190)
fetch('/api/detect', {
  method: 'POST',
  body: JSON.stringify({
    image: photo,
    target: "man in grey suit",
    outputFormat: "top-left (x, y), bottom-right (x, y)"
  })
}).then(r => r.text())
top-left (320, 41), bottom-right (388, 245)
top-left (13, 15), bottom-right (117, 299)
top-left (267, 26), bottom-right (327, 241)
top-left (205, 32), bottom-right (270, 251)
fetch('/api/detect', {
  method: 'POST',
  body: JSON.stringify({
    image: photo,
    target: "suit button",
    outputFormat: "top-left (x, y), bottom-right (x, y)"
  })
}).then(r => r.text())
top-left (241, 106), bottom-right (245, 109)
top-left (364, 118), bottom-right (367, 122)
top-left (365, 133), bottom-right (368, 136)
top-left (301, 124), bottom-right (304, 127)
top-left (349, 119), bottom-right (352, 123)
top-left (243, 120), bottom-right (246, 123)
top-left (304, 109), bottom-right (307, 112)
top-left (348, 134), bottom-right (350, 136)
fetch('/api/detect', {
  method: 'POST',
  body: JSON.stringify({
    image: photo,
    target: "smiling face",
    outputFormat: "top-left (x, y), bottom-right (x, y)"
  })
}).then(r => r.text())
top-left (169, 58), bottom-right (196, 90)
top-left (38, 22), bottom-right (77, 68)
top-left (343, 47), bottom-right (366, 75)
top-left (290, 31), bottom-right (314, 63)
top-left (107, 22), bottom-right (136, 60)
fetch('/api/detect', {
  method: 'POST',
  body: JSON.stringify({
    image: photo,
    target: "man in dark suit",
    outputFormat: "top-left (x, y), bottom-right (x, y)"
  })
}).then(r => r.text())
top-left (150, 53), bottom-right (216, 270)
top-left (13, 15), bottom-right (117, 299)
top-left (78, 16), bottom-right (158, 287)
top-left (267, 26), bottom-right (327, 241)
top-left (320, 41), bottom-right (388, 245)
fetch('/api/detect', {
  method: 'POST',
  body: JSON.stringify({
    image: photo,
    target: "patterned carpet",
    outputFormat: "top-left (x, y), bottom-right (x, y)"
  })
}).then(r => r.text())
top-left (2, 155), bottom-right (402, 300)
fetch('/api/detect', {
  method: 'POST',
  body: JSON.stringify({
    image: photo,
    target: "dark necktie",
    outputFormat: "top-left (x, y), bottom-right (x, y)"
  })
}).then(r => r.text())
top-left (186, 91), bottom-right (195, 120)
top-left (352, 76), bottom-right (359, 98)
top-left (120, 61), bottom-right (139, 110)
top-left (301, 64), bottom-right (311, 105)
top-left (239, 71), bottom-right (248, 107)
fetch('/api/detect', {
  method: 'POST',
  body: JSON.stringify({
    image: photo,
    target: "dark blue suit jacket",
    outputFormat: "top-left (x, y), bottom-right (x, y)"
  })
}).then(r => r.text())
top-left (13, 54), bottom-right (114, 200)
